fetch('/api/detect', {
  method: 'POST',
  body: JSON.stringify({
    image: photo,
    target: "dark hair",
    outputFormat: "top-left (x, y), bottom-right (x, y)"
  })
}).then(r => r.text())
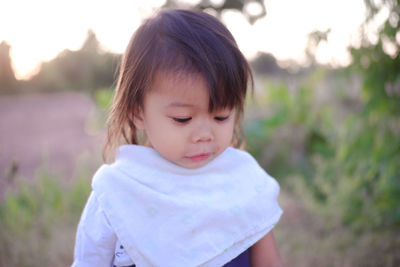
top-left (104, 9), bottom-right (253, 161)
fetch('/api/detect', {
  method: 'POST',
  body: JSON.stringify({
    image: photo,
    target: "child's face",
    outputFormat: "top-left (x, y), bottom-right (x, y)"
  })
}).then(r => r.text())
top-left (134, 73), bottom-right (236, 169)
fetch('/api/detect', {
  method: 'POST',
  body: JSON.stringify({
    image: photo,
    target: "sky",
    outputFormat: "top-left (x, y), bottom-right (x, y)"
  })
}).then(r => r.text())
top-left (0, 0), bottom-right (367, 80)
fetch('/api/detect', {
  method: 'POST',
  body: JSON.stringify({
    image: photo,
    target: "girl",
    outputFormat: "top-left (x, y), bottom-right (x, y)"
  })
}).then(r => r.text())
top-left (72, 9), bottom-right (283, 267)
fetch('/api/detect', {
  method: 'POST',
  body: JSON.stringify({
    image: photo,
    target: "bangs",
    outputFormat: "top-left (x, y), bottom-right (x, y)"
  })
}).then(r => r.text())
top-left (132, 9), bottom-right (252, 112)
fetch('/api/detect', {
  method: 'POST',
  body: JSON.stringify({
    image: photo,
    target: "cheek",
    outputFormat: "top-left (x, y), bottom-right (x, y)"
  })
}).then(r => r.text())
top-left (146, 122), bottom-right (184, 149)
top-left (217, 122), bottom-right (236, 146)
top-left (150, 131), bottom-right (184, 162)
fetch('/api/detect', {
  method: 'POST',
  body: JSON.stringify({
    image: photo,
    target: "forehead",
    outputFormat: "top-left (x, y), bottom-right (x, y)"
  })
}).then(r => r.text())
top-left (148, 71), bottom-right (209, 104)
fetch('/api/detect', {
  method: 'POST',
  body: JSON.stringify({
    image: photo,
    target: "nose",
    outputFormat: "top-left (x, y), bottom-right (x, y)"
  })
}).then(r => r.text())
top-left (191, 122), bottom-right (214, 143)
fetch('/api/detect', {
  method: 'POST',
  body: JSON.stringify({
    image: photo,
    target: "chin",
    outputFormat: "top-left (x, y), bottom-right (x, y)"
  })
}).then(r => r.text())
top-left (182, 157), bottom-right (215, 169)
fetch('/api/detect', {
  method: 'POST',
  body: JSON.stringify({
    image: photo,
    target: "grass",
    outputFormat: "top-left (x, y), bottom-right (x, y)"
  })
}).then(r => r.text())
top-left (275, 179), bottom-right (400, 267)
top-left (0, 166), bottom-right (91, 267)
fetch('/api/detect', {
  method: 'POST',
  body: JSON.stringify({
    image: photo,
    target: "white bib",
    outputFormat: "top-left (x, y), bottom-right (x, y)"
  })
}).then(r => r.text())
top-left (92, 145), bottom-right (282, 267)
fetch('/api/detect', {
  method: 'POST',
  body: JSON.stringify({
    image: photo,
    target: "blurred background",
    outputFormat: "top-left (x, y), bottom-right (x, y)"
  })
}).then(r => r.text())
top-left (0, 0), bottom-right (399, 266)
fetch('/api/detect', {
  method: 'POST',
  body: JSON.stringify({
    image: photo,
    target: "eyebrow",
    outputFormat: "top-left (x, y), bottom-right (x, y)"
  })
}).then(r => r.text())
top-left (166, 102), bottom-right (195, 108)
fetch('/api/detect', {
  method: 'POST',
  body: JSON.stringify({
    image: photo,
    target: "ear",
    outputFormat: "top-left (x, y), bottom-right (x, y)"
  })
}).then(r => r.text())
top-left (132, 108), bottom-right (145, 130)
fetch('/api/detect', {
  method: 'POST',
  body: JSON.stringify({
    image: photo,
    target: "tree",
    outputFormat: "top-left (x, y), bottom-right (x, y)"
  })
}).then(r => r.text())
top-left (29, 30), bottom-right (120, 93)
top-left (162, 0), bottom-right (266, 24)
top-left (350, 0), bottom-right (400, 114)
top-left (81, 29), bottom-right (101, 54)
top-left (305, 29), bottom-right (331, 65)
top-left (0, 41), bottom-right (17, 91)
top-left (250, 52), bottom-right (286, 75)
top-left (310, 0), bottom-right (400, 233)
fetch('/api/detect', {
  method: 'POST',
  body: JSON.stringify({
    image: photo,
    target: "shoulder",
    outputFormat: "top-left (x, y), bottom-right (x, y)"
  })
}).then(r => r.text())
top-left (91, 163), bottom-right (130, 194)
top-left (91, 164), bottom-right (115, 188)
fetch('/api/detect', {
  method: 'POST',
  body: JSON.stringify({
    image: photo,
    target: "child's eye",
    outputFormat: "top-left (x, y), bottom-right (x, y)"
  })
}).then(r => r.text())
top-left (173, 117), bottom-right (192, 123)
top-left (214, 116), bottom-right (230, 121)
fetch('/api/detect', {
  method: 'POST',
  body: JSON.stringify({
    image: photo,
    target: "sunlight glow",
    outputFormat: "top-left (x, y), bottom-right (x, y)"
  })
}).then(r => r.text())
top-left (0, 0), bottom-right (366, 80)
top-left (251, 0), bottom-right (366, 67)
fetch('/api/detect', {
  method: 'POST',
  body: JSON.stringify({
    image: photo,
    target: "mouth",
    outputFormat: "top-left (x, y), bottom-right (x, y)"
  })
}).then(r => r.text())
top-left (187, 153), bottom-right (211, 162)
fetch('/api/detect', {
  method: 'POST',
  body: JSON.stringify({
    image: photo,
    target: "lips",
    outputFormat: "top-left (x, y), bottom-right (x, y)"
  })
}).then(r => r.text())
top-left (188, 153), bottom-right (210, 162)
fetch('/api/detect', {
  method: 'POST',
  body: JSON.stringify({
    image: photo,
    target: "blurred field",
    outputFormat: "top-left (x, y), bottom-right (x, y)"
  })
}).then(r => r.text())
top-left (0, 92), bottom-right (103, 196)
top-left (0, 92), bottom-right (102, 266)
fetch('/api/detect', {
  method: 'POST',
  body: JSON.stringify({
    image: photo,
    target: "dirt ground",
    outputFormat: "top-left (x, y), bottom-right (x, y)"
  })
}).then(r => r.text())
top-left (0, 92), bottom-right (104, 196)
